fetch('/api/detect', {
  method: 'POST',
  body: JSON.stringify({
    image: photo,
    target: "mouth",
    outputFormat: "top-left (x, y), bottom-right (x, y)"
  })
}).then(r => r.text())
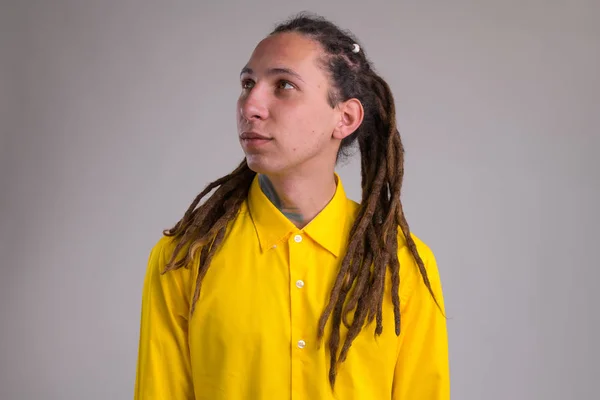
top-left (240, 131), bottom-right (273, 148)
top-left (240, 131), bottom-right (271, 140)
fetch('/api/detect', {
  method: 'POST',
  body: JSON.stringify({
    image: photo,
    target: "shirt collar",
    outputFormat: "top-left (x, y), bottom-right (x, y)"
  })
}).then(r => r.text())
top-left (247, 173), bottom-right (353, 257)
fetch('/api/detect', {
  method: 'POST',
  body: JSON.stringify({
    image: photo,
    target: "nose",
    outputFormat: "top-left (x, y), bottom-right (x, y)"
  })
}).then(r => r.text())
top-left (239, 85), bottom-right (269, 122)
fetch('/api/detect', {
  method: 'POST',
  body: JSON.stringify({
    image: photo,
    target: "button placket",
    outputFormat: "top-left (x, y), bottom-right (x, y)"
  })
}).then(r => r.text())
top-left (289, 231), bottom-right (309, 398)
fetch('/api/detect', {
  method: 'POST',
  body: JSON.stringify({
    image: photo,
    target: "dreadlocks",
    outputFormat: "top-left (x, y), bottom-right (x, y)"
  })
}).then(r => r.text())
top-left (162, 12), bottom-right (440, 389)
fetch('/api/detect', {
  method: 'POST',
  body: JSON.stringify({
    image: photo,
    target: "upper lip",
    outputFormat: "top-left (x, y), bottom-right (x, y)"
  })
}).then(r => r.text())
top-left (240, 131), bottom-right (271, 140)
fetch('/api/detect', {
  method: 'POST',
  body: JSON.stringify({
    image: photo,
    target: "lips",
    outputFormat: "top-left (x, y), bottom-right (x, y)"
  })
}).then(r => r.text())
top-left (240, 131), bottom-right (273, 149)
top-left (240, 131), bottom-right (271, 140)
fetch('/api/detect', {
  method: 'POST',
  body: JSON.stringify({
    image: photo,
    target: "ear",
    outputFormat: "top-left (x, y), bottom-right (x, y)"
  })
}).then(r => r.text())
top-left (332, 98), bottom-right (364, 140)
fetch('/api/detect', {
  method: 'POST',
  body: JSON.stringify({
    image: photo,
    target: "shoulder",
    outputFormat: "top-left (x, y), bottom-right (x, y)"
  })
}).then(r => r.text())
top-left (146, 235), bottom-right (195, 277)
top-left (148, 235), bottom-right (180, 265)
top-left (141, 235), bottom-right (194, 313)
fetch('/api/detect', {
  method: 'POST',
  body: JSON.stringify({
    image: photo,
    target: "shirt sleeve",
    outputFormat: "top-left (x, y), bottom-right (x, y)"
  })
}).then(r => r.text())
top-left (134, 237), bottom-right (195, 400)
top-left (392, 244), bottom-right (450, 400)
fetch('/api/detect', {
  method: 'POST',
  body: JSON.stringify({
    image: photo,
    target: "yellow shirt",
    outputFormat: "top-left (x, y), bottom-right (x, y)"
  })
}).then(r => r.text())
top-left (135, 175), bottom-right (449, 399)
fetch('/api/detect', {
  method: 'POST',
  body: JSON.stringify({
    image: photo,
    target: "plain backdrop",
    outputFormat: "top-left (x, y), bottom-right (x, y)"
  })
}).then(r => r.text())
top-left (1, 1), bottom-right (598, 399)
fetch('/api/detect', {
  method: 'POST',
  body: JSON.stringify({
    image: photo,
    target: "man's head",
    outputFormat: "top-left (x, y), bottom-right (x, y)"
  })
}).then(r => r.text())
top-left (237, 16), bottom-right (378, 176)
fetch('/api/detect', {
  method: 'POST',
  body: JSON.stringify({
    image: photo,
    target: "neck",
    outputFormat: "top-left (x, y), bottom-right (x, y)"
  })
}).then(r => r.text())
top-left (258, 171), bottom-right (338, 229)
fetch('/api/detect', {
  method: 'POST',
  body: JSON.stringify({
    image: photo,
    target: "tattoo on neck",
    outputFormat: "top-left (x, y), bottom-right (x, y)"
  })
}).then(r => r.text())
top-left (258, 174), bottom-right (304, 225)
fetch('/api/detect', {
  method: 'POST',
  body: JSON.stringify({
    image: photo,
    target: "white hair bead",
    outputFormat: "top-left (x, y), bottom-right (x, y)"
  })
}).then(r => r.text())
top-left (352, 43), bottom-right (360, 53)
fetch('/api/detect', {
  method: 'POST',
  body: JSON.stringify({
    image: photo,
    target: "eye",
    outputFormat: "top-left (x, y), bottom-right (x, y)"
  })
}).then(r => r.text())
top-left (241, 79), bottom-right (255, 90)
top-left (277, 80), bottom-right (295, 90)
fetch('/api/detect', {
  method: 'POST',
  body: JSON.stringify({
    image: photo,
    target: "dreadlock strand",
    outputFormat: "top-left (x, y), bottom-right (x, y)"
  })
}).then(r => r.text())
top-left (197, 195), bottom-right (245, 248)
top-left (327, 283), bottom-right (349, 389)
top-left (341, 226), bottom-right (384, 354)
top-left (341, 250), bottom-right (374, 328)
top-left (338, 292), bottom-right (370, 363)
top-left (317, 252), bottom-right (357, 341)
top-left (387, 231), bottom-right (402, 335)
top-left (189, 227), bottom-right (227, 315)
top-left (382, 134), bottom-right (402, 235)
top-left (397, 214), bottom-right (444, 314)
top-left (364, 232), bottom-right (387, 335)
top-left (374, 268), bottom-right (386, 335)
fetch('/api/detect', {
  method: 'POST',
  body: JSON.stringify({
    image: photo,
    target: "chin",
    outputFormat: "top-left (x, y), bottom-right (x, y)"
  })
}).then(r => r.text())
top-left (245, 155), bottom-right (286, 176)
top-left (245, 155), bottom-right (270, 174)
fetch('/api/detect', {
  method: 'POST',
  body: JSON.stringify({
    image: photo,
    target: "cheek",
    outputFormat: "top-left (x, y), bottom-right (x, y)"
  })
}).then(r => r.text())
top-left (276, 101), bottom-right (333, 152)
top-left (236, 98), bottom-right (243, 118)
top-left (292, 103), bottom-right (329, 130)
top-left (236, 94), bottom-right (250, 117)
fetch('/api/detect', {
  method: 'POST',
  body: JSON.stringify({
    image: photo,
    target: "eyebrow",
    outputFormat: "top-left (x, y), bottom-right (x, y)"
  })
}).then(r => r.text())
top-left (240, 66), bottom-right (305, 83)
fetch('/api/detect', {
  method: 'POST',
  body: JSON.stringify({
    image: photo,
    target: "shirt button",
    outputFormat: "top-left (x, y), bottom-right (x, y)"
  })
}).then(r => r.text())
top-left (294, 235), bottom-right (302, 243)
top-left (297, 340), bottom-right (306, 349)
top-left (272, 244), bottom-right (277, 249)
top-left (296, 280), bottom-right (305, 289)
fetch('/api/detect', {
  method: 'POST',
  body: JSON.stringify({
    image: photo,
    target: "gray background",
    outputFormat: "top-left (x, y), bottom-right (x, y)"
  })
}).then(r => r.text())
top-left (1, 1), bottom-right (598, 399)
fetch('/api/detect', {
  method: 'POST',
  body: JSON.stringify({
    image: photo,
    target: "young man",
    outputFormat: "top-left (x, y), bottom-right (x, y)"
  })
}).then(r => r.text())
top-left (135, 13), bottom-right (449, 400)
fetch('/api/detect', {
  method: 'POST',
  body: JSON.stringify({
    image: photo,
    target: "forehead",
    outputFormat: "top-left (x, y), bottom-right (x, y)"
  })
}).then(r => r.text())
top-left (245, 32), bottom-right (326, 77)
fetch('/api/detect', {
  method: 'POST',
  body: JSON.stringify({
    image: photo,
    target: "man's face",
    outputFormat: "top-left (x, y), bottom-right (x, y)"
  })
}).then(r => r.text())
top-left (237, 32), bottom-right (340, 176)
